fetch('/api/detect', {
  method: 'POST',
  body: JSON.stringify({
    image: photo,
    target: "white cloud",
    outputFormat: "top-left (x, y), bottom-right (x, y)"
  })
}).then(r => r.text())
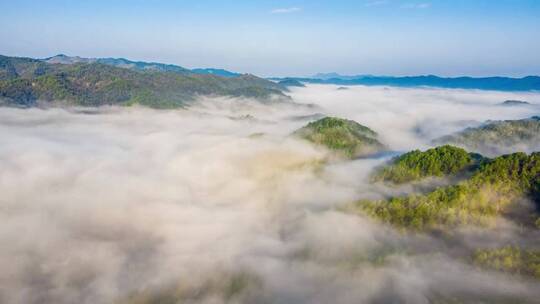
top-left (365, 0), bottom-right (388, 7)
top-left (401, 2), bottom-right (431, 9)
top-left (1, 87), bottom-right (540, 303)
top-left (270, 7), bottom-right (301, 14)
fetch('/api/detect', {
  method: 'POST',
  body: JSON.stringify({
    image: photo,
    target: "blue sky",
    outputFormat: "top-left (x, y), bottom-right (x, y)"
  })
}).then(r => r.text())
top-left (0, 0), bottom-right (539, 77)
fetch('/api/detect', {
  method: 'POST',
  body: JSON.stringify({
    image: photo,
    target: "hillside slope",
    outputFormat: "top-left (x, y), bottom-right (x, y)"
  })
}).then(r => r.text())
top-left (0, 55), bottom-right (286, 108)
top-left (350, 150), bottom-right (540, 230)
top-left (44, 54), bottom-right (242, 77)
top-left (434, 117), bottom-right (540, 156)
top-left (372, 145), bottom-right (484, 184)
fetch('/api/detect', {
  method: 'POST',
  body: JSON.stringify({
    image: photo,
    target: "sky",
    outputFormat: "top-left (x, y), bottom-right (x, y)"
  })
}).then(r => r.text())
top-left (0, 0), bottom-right (539, 77)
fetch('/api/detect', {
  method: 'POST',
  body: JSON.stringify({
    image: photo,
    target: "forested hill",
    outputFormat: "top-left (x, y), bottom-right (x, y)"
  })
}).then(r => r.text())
top-left (0, 55), bottom-right (287, 108)
top-left (44, 54), bottom-right (243, 77)
top-left (293, 116), bottom-right (385, 158)
top-left (434, 116), bottom-right (540, 156)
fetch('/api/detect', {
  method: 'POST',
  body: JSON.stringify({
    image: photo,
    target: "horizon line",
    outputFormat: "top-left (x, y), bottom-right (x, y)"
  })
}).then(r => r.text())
top-left (2, 52), bottom-right (539, 79)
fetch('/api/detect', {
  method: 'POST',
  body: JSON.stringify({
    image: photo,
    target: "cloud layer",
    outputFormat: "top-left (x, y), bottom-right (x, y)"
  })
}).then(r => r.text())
top-left (1, 85), bottom-right (539, 303)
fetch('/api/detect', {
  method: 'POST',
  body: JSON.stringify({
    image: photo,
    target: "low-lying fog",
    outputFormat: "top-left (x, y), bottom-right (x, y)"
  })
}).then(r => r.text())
top-left (1, 85), bottom-right (539, 303)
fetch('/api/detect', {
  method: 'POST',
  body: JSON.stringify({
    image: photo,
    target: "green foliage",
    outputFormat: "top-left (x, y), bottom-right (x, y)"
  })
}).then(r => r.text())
top-left (473, 246), bottom-right (540, 278)
top-left (0, 78), bottom-right (35, 106)
top-left (373, 145), bottom-right (479, 184)
top-left (293, 116), bottom-right (384, 158)
top-left (33, 74), bottom-right (76, 102)
top-left (434, 117), bottom-right (540, 156)
top-left (350, 151), bottom-right (540, 230)
top-left (0, 55), bottom-right (287, 108)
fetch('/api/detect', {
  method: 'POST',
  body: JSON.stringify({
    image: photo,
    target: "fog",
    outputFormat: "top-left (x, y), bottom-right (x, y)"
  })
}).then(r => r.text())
top-left (1, 85), bottom-right (539, 303)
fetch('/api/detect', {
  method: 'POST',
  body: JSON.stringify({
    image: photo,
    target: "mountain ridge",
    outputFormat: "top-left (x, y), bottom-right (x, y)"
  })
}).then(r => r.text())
top-left (0, 54), bottom-right (287, 108)
top-left (273, 74), bottom-right (540, 91)
top-left (44, 54), bottom-right (241, 77)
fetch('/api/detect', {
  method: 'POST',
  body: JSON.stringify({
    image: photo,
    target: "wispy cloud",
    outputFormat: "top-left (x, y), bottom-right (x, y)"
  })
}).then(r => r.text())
top-left (270, 7), bottom-right (301, 14)
top-left (401, 2), bottom-right (431, 9)
top-left (365, 0), bottom-right (388, 7)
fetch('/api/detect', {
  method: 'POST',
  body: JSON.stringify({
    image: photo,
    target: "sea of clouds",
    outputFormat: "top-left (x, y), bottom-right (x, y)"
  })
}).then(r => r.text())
top-left (1, 85), bottom-right (539, 303)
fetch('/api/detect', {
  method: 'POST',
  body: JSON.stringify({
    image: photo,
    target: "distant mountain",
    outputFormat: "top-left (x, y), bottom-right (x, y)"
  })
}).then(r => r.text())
top-left (312, 73), bottom-right (372, 80)
top-left (352, 150), bottom-right (540, 231)
top-left (278, 78), bottom-right (305, 88)
top-left (293, 116), bottom-right (385, 158)
top-left (44, 54), bottom-right (191, 74)
top-left (313, 72), bottom-right (343, 80)
top-left (277, 74), bottom-right (540, 91)
top-left (433, 116), bottom-right (540, 156)
top-left (44, 54), bottom-right (93, 64)
top-left (0, 55), bottom-right (288, 108)
top-left (44, 54), bottom-right (240, 77)
top-left (191, 68), bottom-right (240, 77)
top-left (500, 99), bottom-right (530, 106)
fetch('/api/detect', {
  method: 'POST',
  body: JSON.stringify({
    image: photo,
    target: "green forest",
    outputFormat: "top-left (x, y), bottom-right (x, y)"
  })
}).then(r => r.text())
top-left (351, 150), bottom-right (540, 230)
top-left (372, 145), bottom-right (482, 184)
top-left (293, 116), bottom-right (385, 158)
top-left (0, 55), bottom-right (287, 108)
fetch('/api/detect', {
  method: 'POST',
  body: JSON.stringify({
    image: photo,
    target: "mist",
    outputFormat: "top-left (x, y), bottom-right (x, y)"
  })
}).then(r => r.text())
top-left (1, 85), bottom-right (539, 303)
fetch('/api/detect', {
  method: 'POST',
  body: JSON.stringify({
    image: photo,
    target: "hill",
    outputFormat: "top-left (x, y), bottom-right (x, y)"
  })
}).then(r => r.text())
top-left (349, 150), bottom-right (540, 231)
top-left (372, 145), bottom-right (483, 184)
top-left (44, 54), bottom-right (191, 74)
top-left (0, 55), bottom-right (287, 108)
top-left (293, 117), bottom-right (385, 158)
top-left (311, 73), bottom-right (373, 80)
top-left (433, 116), bottom-right (540, 156)
top-left (278, 78), bottom-right (305, 88)
top-left (44, 54), bottom-right (241, 77)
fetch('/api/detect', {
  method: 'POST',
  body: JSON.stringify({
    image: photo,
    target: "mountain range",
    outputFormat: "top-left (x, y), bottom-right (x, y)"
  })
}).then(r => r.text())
top-left (276, 74), bottom-right (540, 91)
top-left (0, 55), bottom-right (286, 108)
top-left (44, 54), bottom-right (242, 77)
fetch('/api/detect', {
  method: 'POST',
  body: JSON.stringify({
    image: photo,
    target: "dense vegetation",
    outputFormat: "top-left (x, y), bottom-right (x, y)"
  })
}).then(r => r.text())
top-left (349, 151), bottom-right (540, 230)
top-left (0, 55), bottom-right (287, 108)
top-left (372, 145), bottom-right (481, 184)
top-left (473, 246), bottom-right (540, 279)
top-left (434, 117), bottom-right (540, 156)
top-left (293, 117), bottom-right (385, 158)
top-left (45, 54), bottom-right (242, 77)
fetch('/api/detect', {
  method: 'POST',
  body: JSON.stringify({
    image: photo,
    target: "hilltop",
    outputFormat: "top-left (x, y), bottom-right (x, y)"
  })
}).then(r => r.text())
top-left (278, 78), bottom-right (305, 88)
top-left (44, 54), bottom-right (241, 77)
top-left (372, 145), bottom-right (484, 184)
top-left (350, 150), bottom-right (540, 231)
top-left (293, 116), bottom-right (385, 158)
